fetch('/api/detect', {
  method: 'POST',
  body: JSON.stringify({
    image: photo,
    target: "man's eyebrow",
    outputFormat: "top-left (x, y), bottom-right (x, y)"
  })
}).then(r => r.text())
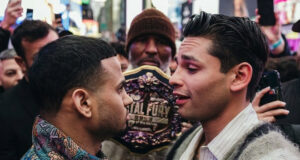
top-left (181, 55), bottom-right (199, 62)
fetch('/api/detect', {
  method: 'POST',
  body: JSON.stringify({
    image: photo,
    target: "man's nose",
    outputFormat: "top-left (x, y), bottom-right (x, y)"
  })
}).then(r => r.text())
top-left (169, 67), bottom-right (183, 88)
top-left (144, 38), bottom-right (158, 55)
top-left (16, 71), bottom-right (24, 80)
top-left (124, 92), bottom-right (133, 107)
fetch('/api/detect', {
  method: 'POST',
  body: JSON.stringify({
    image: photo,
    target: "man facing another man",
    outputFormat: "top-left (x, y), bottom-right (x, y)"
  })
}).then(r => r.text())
top-left (167, 12), bottom-right (300, 160)
top-left (22, 35), bottom-right (132, 159)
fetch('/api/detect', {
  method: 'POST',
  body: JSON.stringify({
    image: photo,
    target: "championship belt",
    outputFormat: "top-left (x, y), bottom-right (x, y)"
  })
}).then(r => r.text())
top-left (113, 65), bottom-right (182, 154)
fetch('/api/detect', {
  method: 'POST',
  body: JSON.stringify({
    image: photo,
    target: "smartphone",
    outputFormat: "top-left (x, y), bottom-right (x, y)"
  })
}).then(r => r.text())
top-left (26, 8), bottom-right (33, 20)
top-left (55, 13), bottom-right (61, 20)
top-left (257, 0), bottom-right (276, 26)
top-left (257, 70), bottom-right (286, 119)
top-left (54, 13), bottom-right (62, 26)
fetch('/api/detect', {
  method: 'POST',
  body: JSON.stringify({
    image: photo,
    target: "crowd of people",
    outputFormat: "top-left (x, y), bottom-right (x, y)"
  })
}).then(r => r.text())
top-left (0, 0), bottom-right (300, 159)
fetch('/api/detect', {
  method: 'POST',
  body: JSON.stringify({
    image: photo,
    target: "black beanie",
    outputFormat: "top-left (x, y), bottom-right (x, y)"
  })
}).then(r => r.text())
top-left (125, 8), bottom-right (176, 57)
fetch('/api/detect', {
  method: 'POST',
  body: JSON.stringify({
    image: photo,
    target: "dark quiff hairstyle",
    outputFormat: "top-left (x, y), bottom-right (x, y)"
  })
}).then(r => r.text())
top-left (11, 20), bottom-right (56, 61)
top-left (28, 35), bottom-right (116, 113)
top-left (184, 12), bottom-right (268, 100)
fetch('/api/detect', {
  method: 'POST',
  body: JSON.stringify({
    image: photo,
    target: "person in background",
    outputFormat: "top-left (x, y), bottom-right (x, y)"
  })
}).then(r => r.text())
top-left (251, 10), bottom-right (292, 124)
top-left (125, 8), bottom-right (176, 73)
top-left (293, 19), bottom-right (300, 60)
top-left (0, 20), bottom-right (58, 159)
top-left (0, 48), bottom-right (23, 93)
top-left (169, 22), bottom-right (182, 75)
top-left (265, 56), bottom-right (299, 83)
top-left (256, 11), bottom-right (292, 58)
top-left (110, 42), bottom-right (129, 72)
top-left (167, 12), bottom-right (300, 160)
top-left (115, 26), bottom-right (126, 43)
top-left (234, 0), bottom-right (249, 17)
top-left (12, 20), bottom-right (59, 74)
top-left (22, 35), bottom-right (132, 159)
top-left (102, 8), bottom-right (177, 160)
top-left (253, 19), bottom-right (300, 125)
top-left (0, 0), bottom-right (23, 52)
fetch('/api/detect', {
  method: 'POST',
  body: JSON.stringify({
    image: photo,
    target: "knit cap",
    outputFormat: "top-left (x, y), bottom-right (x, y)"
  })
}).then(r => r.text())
top-left (126, 8), bottom-right (176, 57)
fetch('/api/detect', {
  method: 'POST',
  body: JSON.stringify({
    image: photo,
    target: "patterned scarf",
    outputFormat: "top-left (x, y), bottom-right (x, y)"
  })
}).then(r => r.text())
top-left (22, 116), bottom-right (108, 160)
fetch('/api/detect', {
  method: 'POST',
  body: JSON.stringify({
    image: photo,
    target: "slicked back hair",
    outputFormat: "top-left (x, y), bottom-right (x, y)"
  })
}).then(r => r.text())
top-left (28, 35), bottom-right (116, 113)
top-left (183, 12), bottom-right (268, 100)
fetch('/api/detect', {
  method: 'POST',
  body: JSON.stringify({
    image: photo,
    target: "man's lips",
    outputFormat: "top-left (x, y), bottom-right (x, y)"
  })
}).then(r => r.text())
top-left (173, 92), bottom-right (190, 106)
top-left (138, 59), bottom-right (159, 67)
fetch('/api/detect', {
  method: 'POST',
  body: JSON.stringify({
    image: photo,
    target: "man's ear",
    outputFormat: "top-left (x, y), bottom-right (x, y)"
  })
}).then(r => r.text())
top-left (15, 56), bottom-right (27, 73)
top-left (72, 89), bottom-right (92, 118)
top-left (230, 62), bottom-right (252, 92)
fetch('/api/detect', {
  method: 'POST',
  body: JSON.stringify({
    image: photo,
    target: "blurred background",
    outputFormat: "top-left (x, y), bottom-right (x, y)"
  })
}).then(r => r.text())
top-left (1, 0), bottom-right (299, 52)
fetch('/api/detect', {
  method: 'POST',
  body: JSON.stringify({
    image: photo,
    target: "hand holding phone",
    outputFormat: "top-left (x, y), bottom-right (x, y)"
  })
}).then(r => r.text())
top-left (253, 86), bottom-right (288, 122)
top-left (258, 70), bottom-right (282, 105)
top-left (256, 10), bottom-right (283, 52)
top-left (255, 70), bottom-right (288, 120)
top-left (1, 0), bottom-right (23, 29)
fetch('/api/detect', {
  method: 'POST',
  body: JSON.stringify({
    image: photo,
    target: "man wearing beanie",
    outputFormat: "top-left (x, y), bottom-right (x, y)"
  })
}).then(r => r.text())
top-left (102, 8), bottom-right (177, 160)
top-left (125, 8), bottom-right (176, 73)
